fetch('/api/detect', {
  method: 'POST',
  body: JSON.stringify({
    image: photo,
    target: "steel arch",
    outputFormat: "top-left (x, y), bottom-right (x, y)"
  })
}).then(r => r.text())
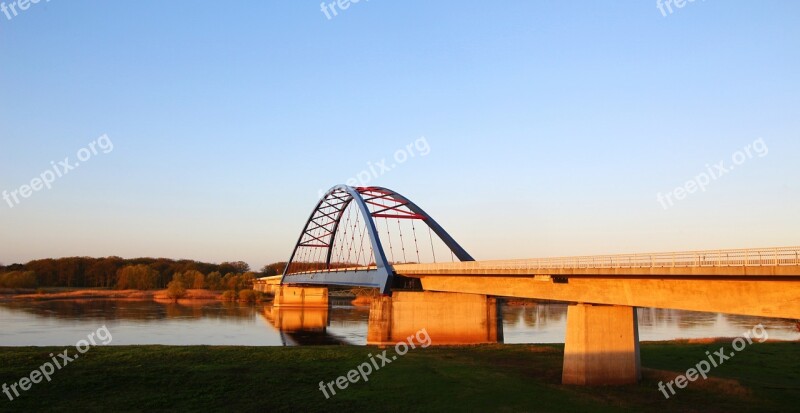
top-left (281, 185), bottom-right (473, 294)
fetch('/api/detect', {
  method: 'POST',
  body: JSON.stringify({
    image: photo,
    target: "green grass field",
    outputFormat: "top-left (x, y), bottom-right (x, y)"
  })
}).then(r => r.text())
top-left (0, 342), bottom-right (797, 412)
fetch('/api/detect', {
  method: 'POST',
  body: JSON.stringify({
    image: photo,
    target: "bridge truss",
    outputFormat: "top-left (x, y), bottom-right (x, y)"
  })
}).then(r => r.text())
top-left (281, 185), bottom-right (473, 293)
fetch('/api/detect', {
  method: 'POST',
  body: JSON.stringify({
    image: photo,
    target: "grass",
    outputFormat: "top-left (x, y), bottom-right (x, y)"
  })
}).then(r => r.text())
top-left (0, 342), bottom-right (797, 412)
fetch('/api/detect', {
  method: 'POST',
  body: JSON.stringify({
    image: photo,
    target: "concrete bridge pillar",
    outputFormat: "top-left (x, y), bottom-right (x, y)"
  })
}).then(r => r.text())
top-left (273, 286), bottom-right (329, 308)
top-left (253, 282), bottom-right (271, 293)
top-left (254, 276), bottom-right (283, 294)
top-left (562, 304), bottom-right (641, 385)
top-left (367, 291), bottom-right (503, 346)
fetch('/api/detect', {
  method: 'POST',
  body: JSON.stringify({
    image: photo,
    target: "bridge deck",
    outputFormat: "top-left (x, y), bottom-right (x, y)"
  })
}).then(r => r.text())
top-left (394, 248), bottom-right (800, 319)
top-left (267, 247), bottom-right (800, 319)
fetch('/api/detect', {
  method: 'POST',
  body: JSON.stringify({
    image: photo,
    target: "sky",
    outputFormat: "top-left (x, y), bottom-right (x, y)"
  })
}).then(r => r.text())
top-left (1, 1), bottom-right (798, 271)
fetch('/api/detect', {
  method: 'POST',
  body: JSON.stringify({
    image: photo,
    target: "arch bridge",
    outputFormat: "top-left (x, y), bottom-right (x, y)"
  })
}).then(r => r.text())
top-left (277, 185), bottom-right (800, 321)
top-left (266, 184), bottom-right (800, 385)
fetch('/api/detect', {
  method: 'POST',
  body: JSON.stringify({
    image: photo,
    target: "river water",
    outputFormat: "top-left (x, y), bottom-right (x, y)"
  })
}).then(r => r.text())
top-left (0, 299), bottom-right (797, 346)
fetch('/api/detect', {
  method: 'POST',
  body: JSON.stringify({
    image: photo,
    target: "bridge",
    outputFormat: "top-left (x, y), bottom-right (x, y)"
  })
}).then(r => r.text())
top-left (260, 185), bottom-right (800, 385)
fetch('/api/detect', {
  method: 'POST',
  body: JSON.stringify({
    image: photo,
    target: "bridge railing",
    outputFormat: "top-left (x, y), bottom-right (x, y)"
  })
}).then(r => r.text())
top-left (284, 265), bottom-right (379, 277)
top-left (286, 247), bottom-right (800, 274)
top-left (488, 247), bottom-right (800, 270)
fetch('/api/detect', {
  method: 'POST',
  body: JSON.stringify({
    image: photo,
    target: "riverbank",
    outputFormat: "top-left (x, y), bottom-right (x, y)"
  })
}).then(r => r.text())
top-left (1, 288), bottom-right (571, 309)
top-left (0, 342), bottom-right (796, 412)
top-left (0, 288), bottom-right (271, 303)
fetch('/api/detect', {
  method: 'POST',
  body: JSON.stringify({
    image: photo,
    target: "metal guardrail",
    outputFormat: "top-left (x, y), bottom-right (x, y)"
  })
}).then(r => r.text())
top-left (284, 265), bottom-right (379, 277)
top-left (484, 247), bottom-right (800, 270)
top-left (280, 247), bottom-right (800, 276)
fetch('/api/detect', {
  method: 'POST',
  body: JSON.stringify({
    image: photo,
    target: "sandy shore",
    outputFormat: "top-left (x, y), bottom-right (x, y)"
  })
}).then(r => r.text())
top-left (7, 288), bottom-right (223, 301)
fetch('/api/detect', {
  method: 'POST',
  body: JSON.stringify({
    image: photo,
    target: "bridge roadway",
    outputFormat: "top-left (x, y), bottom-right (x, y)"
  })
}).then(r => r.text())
top-left (276, 247), bottom-right (800, 319)
top-left (393, 248), bottom-right (800, 320)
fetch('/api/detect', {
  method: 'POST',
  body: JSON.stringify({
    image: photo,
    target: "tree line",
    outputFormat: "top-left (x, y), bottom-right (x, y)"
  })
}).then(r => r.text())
top-left (0, 257), bottom-right (287, 290)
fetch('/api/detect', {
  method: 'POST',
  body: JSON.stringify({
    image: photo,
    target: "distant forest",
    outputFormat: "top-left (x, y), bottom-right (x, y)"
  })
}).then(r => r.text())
top-left (0, 257), bottom-right (287, 289)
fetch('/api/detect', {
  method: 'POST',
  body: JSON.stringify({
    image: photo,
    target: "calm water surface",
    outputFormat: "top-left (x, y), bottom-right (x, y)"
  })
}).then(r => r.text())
top-left (1, 298), bottom-right (797, 346)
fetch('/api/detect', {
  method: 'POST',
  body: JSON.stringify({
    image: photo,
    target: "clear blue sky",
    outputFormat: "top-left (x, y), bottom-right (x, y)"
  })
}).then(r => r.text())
top-left (1, 1), bottom-right (798, 270)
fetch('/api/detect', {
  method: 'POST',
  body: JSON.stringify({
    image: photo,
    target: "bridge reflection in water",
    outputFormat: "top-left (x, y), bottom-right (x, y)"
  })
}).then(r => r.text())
top-left (262, 291), bottom-right (504, 346)
top-left (261, 305), bottom-right (346, 346)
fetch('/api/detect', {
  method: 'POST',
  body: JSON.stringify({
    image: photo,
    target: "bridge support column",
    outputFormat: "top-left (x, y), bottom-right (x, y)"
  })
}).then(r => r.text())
top-left (562, 304), bottom-right (640, 385)
top-left (254, 282), bottom-right (277, 294)
top-left (273, 286), bottom-right (329, 308)
top-left (367, 291), bottom-right (502, 346)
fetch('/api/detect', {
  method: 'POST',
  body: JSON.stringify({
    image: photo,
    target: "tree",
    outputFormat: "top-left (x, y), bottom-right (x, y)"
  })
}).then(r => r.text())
top-left (166, 277), bottom-right (186, 300)
top-left (149, 258), bottom-right (177, 288)
top-left (260, 262), bottom-right (286, 276)
top-left (241, 272), bottom-right (256, 289)
top-left (116, 265), bottom-right (159, 290)
top-left (8, 256), bottom-right (255, 289)
top-left (192, 272), bottom-right (205, 289)
top-left (222, 273), bottom-right (237, 291)
top-left (86, 257), bottom-right (123, 288)
top-left (206, 272), bottom-right (222, 291)
top-left (25, 259), bottom-right (57, 286)
top-left (239, 289), bottom-right (259, 303)
top-left (0, 271), bottom-right (38, 288)
top-left (55, 257), bottom-right (87, 287)
top-left (219, 261), bottom-right (250, 274)
top-left (179, 270), bottom-right (204, 289)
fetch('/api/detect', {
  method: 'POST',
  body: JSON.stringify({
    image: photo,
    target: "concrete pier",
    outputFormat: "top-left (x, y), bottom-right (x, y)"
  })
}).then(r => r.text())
top-left (562, 304), bottom-right (641, 385)
top-left (273, 286), bottom-right (329, 308)
top-left (253, 275), bottom-right (282, 294)
top-left (367, 291), bottom-right (503, 346)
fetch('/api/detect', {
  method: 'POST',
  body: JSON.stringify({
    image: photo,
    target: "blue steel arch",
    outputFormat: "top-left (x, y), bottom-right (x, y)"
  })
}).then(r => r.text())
top-left (281, 185), bottom-right (473, 294)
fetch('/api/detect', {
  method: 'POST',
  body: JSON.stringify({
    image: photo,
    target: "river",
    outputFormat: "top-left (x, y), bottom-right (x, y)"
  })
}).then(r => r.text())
top-left (1, 298), bottom-right (797, 346)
